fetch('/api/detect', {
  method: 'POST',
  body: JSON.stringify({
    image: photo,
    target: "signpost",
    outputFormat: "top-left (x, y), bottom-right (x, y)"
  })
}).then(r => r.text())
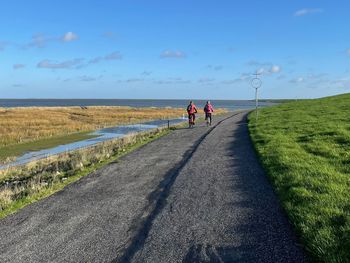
top-left (251, 72), bottom-right (262, 121)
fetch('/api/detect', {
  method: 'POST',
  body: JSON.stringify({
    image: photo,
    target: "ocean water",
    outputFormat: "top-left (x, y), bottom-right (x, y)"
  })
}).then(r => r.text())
top-left (0, 99), bottom-right (274, 111)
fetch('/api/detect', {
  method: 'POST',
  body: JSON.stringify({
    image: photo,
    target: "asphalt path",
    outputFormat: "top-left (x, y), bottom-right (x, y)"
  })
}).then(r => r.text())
top-left (0, 112), bottom-right (307, 263)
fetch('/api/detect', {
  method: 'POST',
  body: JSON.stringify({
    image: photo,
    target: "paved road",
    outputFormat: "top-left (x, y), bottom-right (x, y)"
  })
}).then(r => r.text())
top-left (0, 112), bottom-right (307, 263)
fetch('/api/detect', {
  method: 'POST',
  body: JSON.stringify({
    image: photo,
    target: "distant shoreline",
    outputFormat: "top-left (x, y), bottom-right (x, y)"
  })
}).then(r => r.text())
top-left (0, 98), bottom-right (276, 110)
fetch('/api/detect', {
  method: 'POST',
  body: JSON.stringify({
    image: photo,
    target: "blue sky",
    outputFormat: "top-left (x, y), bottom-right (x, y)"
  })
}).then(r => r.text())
top-left (1, 0), bottom-right (350, 99)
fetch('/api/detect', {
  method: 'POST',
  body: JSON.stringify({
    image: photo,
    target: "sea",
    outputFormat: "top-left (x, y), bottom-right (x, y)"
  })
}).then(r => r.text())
top-left (0, 99), bottom-right (274, 111)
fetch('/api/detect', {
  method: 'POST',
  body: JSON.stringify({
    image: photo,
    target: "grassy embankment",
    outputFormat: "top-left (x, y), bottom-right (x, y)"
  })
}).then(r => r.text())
top-left (0, 106), bottom-right (185, 163)
top-left (248, 93), bottom-right (350, 262)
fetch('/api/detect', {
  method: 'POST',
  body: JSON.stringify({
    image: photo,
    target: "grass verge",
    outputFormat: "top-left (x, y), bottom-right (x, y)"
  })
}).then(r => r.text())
top-left (248, 93), bottom-right (350, 263)
top-left (0, 127), bottom-right (171, 219)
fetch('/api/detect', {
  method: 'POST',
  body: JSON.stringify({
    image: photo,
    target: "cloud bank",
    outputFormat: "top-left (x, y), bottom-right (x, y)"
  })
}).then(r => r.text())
top-left (37, 58), bottom-right (84, 69)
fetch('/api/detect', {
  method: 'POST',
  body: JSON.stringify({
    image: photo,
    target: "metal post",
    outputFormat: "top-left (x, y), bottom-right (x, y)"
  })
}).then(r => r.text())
top-left (251, 72), bottom-right (262, 123)
top-left (255, 87), bottom-right (258, 120)
top-left (167, 119), bottom-right (170, 129)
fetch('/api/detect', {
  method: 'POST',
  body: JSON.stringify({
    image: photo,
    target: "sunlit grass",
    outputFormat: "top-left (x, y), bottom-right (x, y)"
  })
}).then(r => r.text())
top-left (248, 93), bottom-right (350, 263)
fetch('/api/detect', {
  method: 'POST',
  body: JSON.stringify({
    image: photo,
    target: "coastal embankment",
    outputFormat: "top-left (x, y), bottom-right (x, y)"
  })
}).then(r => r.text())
top-left (249, 93), bottom-right (350, 262)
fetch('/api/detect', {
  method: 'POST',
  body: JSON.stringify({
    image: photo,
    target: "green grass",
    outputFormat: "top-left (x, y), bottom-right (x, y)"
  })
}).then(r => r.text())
top-left (0, 131), bottom-right (99, 163)
top-left (0, 128), bottom-right (170, 219)
top-left (248, 93), bottom-right (350, 263)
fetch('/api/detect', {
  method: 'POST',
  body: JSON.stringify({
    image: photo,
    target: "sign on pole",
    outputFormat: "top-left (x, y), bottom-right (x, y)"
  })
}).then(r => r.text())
top-left (251, 72), bottom-right (262, 121)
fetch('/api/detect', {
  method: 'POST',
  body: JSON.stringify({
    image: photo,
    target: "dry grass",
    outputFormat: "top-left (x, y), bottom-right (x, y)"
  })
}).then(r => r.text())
top-left (0, 188), bottom-right (14, 210)
top-left (0, 106), bottom-right (185, 147)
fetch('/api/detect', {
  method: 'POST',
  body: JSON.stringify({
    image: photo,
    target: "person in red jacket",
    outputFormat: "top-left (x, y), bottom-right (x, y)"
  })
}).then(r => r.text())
top-left (204, 100), bottom-right (214, 126)
top-left (187, 101), bottom-right (198, 127)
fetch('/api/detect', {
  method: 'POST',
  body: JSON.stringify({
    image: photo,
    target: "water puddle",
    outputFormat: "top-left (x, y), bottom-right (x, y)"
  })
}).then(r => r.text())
top-left (0, 118), bottom-right (186, 169)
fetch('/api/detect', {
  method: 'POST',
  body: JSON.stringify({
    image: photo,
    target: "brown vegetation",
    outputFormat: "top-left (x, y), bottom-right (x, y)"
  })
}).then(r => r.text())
top-left (0, 106), bottom-right (185, 147)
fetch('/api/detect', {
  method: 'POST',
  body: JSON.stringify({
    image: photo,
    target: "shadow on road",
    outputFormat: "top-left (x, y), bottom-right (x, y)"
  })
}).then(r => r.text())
top-left (189, 113), bottom-right (308, 263)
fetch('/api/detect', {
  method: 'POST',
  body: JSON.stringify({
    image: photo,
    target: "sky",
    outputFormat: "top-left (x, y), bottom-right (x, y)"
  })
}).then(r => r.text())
top-left (1, 0), bottom-right (350, 99)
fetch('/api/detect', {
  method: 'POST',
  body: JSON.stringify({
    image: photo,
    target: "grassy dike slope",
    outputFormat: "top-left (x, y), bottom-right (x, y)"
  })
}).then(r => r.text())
top-left (248, 94), bottom-right (350, 263)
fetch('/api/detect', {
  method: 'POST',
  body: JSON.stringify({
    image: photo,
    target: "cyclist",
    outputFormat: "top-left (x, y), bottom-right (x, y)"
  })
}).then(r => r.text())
top-left (187, 101), bottom-right (198, 127)
top-left (204, 101), bottom-right (214, 126)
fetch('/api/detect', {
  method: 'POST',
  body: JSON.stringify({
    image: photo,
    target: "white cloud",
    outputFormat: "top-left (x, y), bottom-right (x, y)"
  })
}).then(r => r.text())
top-left (24, 32), bottom-right (78, 48)
top-left (294, 8), bottom-right (323, 17)
top-left (270, 65), bottom-right (281, 73)
top-left (248, 63), bottom-right (282, 76)
top-left (37, 58), bottom-right (84, 69)
top-left (240, 73), bottom-right (250, 81)
top-left (89, 51), bottom-right (122, 64)
top-left (256, 68), bottom-right (265, 75)
top-left (160, 50), bottom-right (186, 58)
top-left (13, 64), bottom-right (25, 70)
top-left (62, 32), bottom-right (78, 42)
top-left (247, 61), bottom-right (281, 75)
top-left (26, 34), bottom-right (52, 48)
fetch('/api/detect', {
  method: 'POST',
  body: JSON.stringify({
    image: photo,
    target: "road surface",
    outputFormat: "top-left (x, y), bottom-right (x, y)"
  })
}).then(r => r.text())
top-left (0, 112), bottom-right (307, 262)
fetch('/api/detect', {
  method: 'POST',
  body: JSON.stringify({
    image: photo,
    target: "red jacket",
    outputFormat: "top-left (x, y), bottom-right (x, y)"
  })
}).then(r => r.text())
top-left (187, 104), bottom-right (198, 114)
top-left (204, 103), bottom-right (214, 113)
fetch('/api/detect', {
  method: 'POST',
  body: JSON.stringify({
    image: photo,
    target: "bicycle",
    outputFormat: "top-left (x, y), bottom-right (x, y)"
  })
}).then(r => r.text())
top-left (206, 113), bottom-right (212, 126)
top-left (189, 113), bottom-right (195, 128)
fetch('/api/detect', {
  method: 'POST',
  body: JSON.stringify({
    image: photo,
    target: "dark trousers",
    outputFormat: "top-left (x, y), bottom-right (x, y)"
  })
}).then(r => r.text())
top-left (205, 113), bottom-right (212, 122)
top-left (188, 113), bottom-right (196, 123)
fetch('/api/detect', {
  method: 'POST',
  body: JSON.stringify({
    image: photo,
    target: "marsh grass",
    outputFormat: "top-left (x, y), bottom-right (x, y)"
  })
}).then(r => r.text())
top-left (0, 106), bottom-right (227, 163)
top-left (248, 93), bottom-right (350, 263)
top-left (0, 106), bottom-right (185, 162)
